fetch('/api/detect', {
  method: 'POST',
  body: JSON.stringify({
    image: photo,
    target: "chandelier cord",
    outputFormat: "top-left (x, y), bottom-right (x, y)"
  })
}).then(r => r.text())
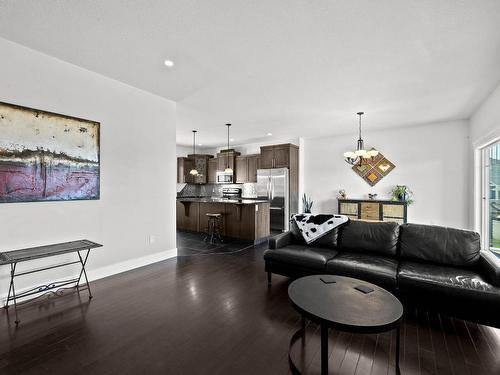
top-left (358, 113), bottom-right (362, 141)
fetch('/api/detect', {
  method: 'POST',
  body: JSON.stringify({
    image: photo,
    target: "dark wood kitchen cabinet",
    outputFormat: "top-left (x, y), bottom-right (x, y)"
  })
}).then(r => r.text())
top-left (247, 155), bottom-right (259, 182)
top-left (176, 201), bottom-right (199, 231)
top-left (208, 158), bottom-right (217, 183)
top-left (259, 147), bottom-right (274, 169)
top-left (189, 154), bottom-right (213, 184)
top-left (259, 144), bottom-right (298, 169)
top-left (177, 200), bottom-right (270, 241)
top-left (235, 156), bottom-right (248, 183)
top-left (177, 157), bottom-right (195, 183)
top-left (178, 154), bottom-right (213, 184)
top-left (273, 145), bottom-right (291, 168)
top-left (217, 151), bottom-right (239, 172)
top-left (236, 155), bottom-right (259, 183)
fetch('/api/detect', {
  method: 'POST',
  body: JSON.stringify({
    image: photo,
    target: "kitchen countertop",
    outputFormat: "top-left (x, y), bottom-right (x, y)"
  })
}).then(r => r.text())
top-left (177, 197), bottom-right (269, 205)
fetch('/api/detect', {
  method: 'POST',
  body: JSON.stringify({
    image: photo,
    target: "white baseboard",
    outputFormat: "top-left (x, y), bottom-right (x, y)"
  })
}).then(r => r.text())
top-left (87, 248), bottom-right (177, 282)
top-left (0, 248), bottom-right (177, 303)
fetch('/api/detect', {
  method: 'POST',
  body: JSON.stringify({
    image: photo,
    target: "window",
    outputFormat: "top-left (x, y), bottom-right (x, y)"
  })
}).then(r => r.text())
top-left (482, 141), bottom-right (500, 254)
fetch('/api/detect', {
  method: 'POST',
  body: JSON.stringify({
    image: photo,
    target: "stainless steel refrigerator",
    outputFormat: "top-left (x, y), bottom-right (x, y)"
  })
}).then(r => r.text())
top-left (257, 168), bottom-right (290, 232)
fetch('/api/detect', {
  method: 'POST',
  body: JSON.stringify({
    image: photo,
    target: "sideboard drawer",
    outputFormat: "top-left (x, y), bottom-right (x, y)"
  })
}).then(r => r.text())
top-left (360, 202), bottom-right (380, 221)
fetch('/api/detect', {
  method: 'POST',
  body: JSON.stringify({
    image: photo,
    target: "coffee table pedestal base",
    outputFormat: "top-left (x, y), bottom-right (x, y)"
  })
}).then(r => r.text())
top-left (288, 318), bottom-right (401, 375)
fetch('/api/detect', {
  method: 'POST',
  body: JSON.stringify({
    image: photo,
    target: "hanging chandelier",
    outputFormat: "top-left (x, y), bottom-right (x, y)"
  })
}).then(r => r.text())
top-left (224, 123), bottom-right (233, 173)
top-left (189, 130), bottom-right (199, 176)
top-left (344, 112), bottom-right (379, 165)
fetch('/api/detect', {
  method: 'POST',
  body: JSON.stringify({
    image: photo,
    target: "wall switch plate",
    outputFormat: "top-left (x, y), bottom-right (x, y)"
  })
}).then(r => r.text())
top-left (149, 235), bottom-right (156, 244)
top-left (255, 205), bottom-right (259, 212)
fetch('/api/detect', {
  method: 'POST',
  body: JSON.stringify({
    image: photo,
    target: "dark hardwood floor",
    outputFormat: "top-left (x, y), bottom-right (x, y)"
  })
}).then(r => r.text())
top-left (1, 232), bottom-right (499, 375)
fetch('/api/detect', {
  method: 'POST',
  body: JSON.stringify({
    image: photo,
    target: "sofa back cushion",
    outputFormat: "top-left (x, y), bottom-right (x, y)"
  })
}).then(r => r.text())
top-left (338, 220), bottom-right (399, 257)
top-left (290, 219), bottom-right (339, 249)
top-left (399, 223), bottom-right (481, 267)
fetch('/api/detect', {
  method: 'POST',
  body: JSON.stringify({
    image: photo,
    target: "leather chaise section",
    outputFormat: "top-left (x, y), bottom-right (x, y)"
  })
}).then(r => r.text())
top-left (398, 261), bottom-right (496, 293)
top-left (264, 245), bottom-right (338, 271)
top-left (397, 261), bottom-right (500, 324)
top-left (326, 252), bottom-right (398, 291)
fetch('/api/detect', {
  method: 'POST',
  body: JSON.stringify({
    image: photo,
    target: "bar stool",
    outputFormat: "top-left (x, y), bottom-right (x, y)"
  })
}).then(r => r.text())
top-left (204, 213), bottom-right (223, 244)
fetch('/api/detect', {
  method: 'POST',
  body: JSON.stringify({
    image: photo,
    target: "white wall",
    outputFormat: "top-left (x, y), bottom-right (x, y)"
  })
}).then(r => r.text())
top-left (470, 83), bottom-right (500, 148)
top-left (303, 120), bottom-right (470, 229)
top-left (0, 38), bottom-right (177, 298)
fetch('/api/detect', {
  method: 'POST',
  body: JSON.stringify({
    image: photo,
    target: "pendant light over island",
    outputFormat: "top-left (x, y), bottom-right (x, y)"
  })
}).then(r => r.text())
top-left (224, 123), bottom-right (233, 174)
top-left (189, 130), bottom-right (199, 176)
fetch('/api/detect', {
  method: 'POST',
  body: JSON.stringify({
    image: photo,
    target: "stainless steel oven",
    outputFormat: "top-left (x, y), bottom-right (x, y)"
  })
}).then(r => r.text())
top-left (216, 171), bottom-right (234, 184)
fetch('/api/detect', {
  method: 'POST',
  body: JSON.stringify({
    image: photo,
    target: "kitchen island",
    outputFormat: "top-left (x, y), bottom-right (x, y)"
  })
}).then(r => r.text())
top-left (176, 198), bottom-right (270, 242)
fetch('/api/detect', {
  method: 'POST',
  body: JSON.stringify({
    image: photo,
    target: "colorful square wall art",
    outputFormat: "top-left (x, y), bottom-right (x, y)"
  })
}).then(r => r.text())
top-left (0, 102), bottom-right (100, 203)
top-left (351, 148), bottom-right (395, 186)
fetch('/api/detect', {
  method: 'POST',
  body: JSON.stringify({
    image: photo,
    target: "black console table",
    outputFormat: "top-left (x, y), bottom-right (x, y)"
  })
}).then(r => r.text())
top-left (0, 239), bottom-right (102, 325)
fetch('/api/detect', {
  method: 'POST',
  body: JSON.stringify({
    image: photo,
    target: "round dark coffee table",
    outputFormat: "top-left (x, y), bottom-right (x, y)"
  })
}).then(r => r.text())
top-left (288, 275), bottom-right (403, 375)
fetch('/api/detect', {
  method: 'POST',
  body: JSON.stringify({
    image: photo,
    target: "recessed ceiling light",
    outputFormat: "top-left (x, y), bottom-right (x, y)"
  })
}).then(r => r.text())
top-left (230, 138), bottom-right (234, 142)
top-left (198, 143), bottom-right (203, 146)
top-left (267, 133), bottom-right (273, 136)
top-left (164, 59), bottom-right (174, 67)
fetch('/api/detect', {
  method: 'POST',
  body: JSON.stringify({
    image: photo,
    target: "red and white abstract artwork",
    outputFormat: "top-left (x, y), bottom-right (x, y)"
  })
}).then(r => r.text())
top-left (0, 102), bottom-right (100, 203)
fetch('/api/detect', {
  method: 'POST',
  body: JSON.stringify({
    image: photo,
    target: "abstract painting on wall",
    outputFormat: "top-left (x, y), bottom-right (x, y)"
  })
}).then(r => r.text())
top-left (0, 102), bottom-right (100, 203)
top-left (352, 148), bottom-right (395, 186)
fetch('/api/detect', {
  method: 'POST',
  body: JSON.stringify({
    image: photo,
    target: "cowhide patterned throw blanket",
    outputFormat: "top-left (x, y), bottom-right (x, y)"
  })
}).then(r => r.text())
top-left (292, 214), bottom-right (349, 244)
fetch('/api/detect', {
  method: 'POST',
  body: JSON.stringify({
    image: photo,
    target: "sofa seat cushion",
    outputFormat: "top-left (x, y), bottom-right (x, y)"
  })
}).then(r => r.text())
top-left (325, 252), bottom-right (398, 291)
top-left (264, 245), bottom-right (338, 271)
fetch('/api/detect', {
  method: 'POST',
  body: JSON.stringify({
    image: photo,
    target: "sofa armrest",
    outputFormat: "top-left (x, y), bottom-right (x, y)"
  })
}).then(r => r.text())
top-left (479, 251), bottom-right (500, 287)
top-left (269, 231), bottom-right (293, 249)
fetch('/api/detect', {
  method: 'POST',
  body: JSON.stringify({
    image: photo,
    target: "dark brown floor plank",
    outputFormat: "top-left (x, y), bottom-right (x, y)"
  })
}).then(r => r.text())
top-left (440, 315), bottom-right (472, 375)
top-left (401, 307), bottom-right (420, 375)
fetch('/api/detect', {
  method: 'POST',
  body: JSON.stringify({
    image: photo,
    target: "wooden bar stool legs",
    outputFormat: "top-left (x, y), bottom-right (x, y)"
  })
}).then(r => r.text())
top-left (204, 213), bottom-right (223, 244)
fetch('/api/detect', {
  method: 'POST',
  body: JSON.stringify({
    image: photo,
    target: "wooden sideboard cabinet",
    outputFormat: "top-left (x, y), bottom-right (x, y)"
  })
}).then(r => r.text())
top-left (338, 199), bottom-right (408, 224)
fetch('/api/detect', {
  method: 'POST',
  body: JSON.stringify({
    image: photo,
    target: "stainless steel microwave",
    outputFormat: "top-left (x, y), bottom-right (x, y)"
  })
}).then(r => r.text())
top-left (216, 171), bottom-right (234, 184)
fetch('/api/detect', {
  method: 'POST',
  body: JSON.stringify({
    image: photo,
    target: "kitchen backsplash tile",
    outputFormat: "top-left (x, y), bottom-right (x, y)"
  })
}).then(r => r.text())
top-left (178, 183), bottom-right (257, 198)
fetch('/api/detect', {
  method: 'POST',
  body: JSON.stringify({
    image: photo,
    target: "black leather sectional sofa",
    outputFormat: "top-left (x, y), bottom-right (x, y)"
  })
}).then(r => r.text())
top-left (264, 220), bottom-right (500, 328)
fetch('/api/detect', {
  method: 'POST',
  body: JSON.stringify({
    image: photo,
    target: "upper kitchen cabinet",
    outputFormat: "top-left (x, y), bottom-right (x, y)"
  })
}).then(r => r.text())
top-left (247, 155), bottom-right (259, 182)
top-left (177, 154), bottom-right (213, 184)
top-left (259, 147), bottom-right (274, 169)
top-left (235, 154), bottom-right (259, 183)
top-left (216, 150), bottom-right (240, 172)
top-left (259, 144), bottom-right (298, 169)
top-left (189, 154), bottom-right (213, 184)
top-left (208, 158), bottom-right (217, 183)
top-left (177, 157), bottom-right (194, 183)
top-left (235, 156), bottom-right (248, 183)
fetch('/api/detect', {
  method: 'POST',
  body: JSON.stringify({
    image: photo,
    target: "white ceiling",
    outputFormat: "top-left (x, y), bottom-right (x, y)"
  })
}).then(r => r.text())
top-left (1, 1), bottom-right (500, 147)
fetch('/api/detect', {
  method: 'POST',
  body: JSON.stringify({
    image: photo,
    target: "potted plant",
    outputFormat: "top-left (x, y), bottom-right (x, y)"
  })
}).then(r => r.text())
top-left (302, 193), bottom-right (314, 213)
top-left (390, 185), bottom-right (414, 204)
